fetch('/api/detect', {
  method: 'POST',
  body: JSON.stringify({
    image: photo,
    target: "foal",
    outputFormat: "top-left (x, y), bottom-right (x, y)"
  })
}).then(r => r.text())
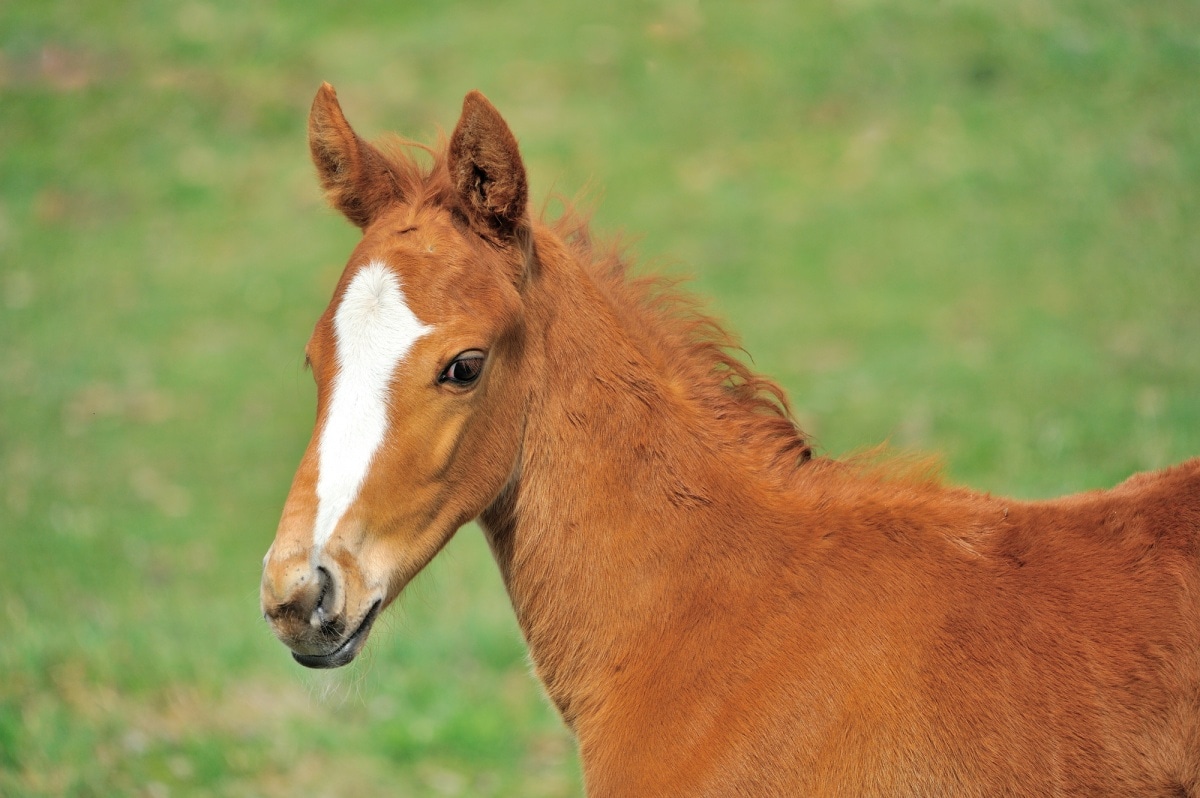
top-left (262, 84), bottom-right (1200, 796)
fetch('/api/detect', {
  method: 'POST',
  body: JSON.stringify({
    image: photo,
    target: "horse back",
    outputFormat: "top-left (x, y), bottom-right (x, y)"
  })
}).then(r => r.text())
top-left (1017, 456), bottom-right (1200, 578)
top-left (948, 457), bottom-right (1200, 794)
top-left (770, 458), bottom-right (1200, 795)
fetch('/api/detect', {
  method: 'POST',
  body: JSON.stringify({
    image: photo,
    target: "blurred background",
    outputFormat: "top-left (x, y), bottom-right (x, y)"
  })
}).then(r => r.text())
top-left (2, 1), bottom-right (1198, 795)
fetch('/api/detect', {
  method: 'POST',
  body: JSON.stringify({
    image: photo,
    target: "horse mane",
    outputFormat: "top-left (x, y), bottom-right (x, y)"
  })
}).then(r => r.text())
top-left (548, 205), bottom-right (814, 475)
top-left (372, 140), bottom-right (814, 476)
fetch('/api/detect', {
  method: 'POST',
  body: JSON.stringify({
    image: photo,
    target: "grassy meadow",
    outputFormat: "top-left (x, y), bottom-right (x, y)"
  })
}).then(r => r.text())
top-left (2, 1), bottom-right (1198, 795)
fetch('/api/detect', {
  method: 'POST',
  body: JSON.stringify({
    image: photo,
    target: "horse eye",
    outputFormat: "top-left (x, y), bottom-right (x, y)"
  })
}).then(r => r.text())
top-left (439, 351), bottom-right (486, 387)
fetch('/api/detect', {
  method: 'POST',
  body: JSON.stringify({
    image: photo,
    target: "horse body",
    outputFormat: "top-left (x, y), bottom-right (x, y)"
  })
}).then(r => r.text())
top-left (261, 84), bottom-right (1200, 795)
top-left (486, 270), bottom-right (1200, 793)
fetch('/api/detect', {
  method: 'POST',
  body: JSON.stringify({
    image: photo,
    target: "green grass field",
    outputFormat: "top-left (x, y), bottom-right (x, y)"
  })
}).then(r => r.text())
top-left (3, 1), bottom-right (1198, 795)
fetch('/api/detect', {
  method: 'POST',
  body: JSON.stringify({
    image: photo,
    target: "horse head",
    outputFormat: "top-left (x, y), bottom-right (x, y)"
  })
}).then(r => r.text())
top-left (260, 85), bottom-right (532, 667)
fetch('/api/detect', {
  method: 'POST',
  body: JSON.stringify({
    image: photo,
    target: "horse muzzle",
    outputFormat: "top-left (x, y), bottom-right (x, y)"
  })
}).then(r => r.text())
top-left (260, 548), bottom-right (383, 668)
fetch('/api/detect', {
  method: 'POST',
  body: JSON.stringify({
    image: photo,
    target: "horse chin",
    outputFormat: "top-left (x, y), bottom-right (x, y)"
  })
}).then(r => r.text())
top-left (291, 599), bottom-right (382, 669)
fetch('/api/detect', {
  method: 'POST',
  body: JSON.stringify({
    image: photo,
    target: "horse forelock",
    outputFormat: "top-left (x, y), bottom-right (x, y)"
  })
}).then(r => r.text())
top-left (372, 135), bottom-right (457, 215)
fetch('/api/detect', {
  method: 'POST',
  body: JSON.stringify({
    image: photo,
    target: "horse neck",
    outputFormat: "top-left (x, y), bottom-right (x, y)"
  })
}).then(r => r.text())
top-left (479, 228), bottom-right (783, 727)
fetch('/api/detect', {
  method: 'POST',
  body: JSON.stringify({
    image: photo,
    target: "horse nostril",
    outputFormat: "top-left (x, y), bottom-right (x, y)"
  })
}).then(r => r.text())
top-left (313, 566), bottom-right (336, 625)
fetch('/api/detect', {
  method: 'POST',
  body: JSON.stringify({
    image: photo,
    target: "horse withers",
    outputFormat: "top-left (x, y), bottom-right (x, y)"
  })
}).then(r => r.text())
top-left (261, 84), bottom-right (1200, 796)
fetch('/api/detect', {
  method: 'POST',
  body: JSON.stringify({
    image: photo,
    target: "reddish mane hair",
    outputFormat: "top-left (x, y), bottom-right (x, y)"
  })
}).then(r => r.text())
top-left (550, 207), bottom-right (814, 473)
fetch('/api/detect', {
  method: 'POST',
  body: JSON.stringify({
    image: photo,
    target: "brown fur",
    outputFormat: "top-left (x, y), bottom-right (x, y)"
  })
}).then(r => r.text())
top-left (262, 86), bottom-right (1200, 796)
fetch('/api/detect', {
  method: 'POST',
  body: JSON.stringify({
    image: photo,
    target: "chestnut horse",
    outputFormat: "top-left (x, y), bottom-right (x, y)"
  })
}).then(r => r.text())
top-left (261, 84), bottom-right (1200, 796)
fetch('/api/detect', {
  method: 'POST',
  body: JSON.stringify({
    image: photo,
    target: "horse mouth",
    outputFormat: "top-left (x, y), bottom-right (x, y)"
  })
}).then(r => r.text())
top-left (292, 600), bottom-right (382, 669)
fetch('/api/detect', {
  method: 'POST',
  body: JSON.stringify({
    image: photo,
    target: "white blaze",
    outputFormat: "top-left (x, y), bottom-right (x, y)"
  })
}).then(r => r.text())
top-left (314, 261), bottom-right (432, 549)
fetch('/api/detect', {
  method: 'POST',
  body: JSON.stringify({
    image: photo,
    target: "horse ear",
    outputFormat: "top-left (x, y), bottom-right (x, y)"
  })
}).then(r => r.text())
top-left (308, 83), bottom-right (399, 229)
top-left (447, 91), bottom-right (529, 241)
